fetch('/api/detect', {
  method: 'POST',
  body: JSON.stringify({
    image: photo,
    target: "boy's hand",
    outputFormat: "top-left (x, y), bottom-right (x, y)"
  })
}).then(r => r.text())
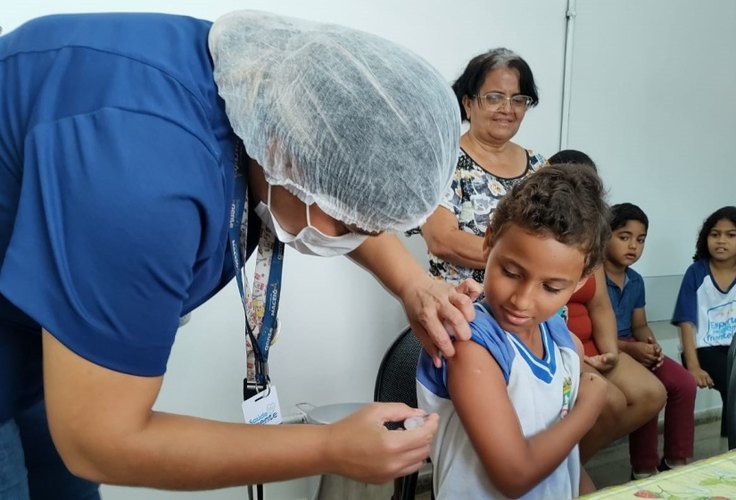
top-left (645, 337), bottom-right (665, 370)
top-left (576, 372), bottom-right (607, 415)
top-left (625, 340), bottom-right (661, 368)
top-left (646, 337), bottom-right (662, 355)
top-left (584, 352), bottom-right (617, 373)
top-left (689, 366), bottom-right (714, 389)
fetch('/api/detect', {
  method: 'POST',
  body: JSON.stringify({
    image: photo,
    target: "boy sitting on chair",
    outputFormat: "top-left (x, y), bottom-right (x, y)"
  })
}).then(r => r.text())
top-left (417, 164), bottom-right (609, 499)
top-left (604, 202), bottom-right (696, 478)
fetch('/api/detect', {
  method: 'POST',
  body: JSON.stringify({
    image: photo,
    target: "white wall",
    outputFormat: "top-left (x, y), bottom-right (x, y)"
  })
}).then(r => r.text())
top-left (3, 1), bottom-right (730, 498)
top-left (566, 0), bottom-right (736, 279)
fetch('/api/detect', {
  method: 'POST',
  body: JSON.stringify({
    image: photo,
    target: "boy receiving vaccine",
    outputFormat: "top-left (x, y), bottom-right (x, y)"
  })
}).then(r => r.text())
top-left (417, 164), bottom-right (609, 499)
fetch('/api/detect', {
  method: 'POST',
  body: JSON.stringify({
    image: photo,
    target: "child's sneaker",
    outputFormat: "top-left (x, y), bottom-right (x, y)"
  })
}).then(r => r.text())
top-left (630, 469), bottom-right (657, 481)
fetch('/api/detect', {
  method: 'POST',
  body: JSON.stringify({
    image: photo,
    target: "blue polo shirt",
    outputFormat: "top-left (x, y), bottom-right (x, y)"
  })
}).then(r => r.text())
top-left (0, 13), bottom-right (260, 420)
top-left (606, 268), bottom-right (646, 340)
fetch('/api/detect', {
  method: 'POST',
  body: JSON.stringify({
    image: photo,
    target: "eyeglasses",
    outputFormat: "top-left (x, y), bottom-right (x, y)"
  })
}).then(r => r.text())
top-left (475, 92), bottom-right (533, 112)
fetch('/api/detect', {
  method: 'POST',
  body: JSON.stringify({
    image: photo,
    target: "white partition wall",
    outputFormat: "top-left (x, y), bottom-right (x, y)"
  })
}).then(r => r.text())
top-left (565, 0), bottom-right (736, 278)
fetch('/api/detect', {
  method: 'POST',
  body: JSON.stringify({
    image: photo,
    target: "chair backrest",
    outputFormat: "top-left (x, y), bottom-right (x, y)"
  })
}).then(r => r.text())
top-left (374, 327), bottom-right (423, 409)
top-left (374, 329), bottom-right (430, 499)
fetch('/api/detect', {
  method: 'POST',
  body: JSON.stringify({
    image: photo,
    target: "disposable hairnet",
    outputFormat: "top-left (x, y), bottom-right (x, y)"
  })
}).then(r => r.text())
top-left (209, 10), bottom-right (460, 232)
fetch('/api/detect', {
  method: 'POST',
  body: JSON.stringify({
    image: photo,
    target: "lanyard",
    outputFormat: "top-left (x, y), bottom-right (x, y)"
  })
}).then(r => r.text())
top-left (228, 143), bottom-right (285, 397)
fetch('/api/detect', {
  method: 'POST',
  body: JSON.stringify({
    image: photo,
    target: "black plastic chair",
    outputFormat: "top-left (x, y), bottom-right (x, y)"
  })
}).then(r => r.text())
top-left (374, 327), bottom-right (429, 500)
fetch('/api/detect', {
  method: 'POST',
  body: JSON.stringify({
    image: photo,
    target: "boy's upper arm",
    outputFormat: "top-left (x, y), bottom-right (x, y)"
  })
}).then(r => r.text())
top-left (631, 307), bottom-right (648, 330)
top-left (630, 307), bottom-right (656, 342)
top-left (446, 339), bottom-right (528, 485)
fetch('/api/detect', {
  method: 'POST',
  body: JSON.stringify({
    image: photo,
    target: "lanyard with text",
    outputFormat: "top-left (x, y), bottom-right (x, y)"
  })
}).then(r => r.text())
top-left (229, 148), bottom-right (285, 402)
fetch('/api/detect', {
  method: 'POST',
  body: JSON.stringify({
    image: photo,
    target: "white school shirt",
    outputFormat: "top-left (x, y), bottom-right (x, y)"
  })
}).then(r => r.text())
top-left (417, 303), bottom-right (581, 499)
top-left (672, 259), bottom-right (736, 348)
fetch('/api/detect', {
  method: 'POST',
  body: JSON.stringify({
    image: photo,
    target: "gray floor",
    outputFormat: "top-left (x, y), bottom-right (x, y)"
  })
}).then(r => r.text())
top-left (415, 418), bottom-right (729, 498)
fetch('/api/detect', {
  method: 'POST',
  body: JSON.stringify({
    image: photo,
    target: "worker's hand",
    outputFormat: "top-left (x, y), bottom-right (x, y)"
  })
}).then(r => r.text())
top-left (455, 278), bottom-right (484, 302)
top-left (399, 276), bottom-right (481, 368)
top-left (324, 403), bottom-right (438, 484)
top-left (584, 351), bottom-right (618, 373)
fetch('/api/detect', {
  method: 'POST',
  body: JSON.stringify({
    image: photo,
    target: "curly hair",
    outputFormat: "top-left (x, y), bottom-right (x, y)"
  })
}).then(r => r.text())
top-left (693, 206), bottom-right (736, 261)
top-left (489, 164), bottom-right (610, 276)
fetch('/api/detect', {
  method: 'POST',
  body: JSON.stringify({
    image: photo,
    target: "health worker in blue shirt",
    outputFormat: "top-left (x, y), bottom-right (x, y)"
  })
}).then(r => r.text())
top-left (0, 10), bottom-right (480, 497)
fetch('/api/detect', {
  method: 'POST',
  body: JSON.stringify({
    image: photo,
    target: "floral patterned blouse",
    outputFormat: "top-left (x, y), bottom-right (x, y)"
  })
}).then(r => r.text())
top-left (427, 148), bottom-right (546, 285)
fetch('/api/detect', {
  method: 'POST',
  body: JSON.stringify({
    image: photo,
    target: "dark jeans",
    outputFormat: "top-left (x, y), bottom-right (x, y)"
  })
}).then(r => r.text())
top-left (17, 401), bottom-right (101, 500)
top-left (1, 294), bottom-right (100, 500)
top-left (682, 346), bottom-right (730, 437)
top-left (0, 400), bottom-right (101, 500)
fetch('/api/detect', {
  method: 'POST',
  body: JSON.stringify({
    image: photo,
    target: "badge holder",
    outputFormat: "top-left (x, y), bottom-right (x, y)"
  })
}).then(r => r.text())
top-left (242, 357), bottom-right (282, 425)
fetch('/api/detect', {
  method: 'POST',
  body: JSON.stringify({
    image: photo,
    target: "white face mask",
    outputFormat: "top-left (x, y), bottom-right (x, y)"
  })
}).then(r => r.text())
top-left (254, 185), bottom-right (368, 257)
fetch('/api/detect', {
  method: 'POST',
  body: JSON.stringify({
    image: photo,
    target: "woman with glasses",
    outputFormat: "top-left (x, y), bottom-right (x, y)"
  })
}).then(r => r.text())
top-left (418, 48), bottom-right (545, 286)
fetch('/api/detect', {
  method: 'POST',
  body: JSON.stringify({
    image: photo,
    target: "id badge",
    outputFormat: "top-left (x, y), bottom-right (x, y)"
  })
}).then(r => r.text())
top-left (242, 385), bottom-right (282, 425)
